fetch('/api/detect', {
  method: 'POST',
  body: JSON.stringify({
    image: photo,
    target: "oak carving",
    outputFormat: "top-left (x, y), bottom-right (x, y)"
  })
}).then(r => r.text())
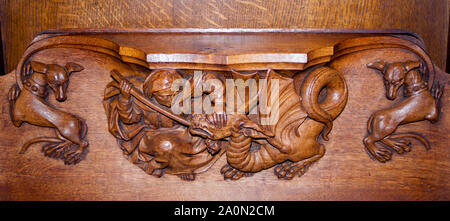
top-left (4, 30), bottom-right (447, 183)
top-left (8, 61), bottom-right (88, 165)
top-left (103, 66), bottom-right (348, 180)
top-left (190, 67), bottom-right (348, 180)
top-left (104, 69), bottom-right (226, 181)
top-left (364, 60), bottom-right (443, 162)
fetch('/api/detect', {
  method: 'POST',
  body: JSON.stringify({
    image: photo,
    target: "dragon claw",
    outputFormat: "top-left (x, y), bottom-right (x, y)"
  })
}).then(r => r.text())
top-left (221, 164), bottom-right (253, 180)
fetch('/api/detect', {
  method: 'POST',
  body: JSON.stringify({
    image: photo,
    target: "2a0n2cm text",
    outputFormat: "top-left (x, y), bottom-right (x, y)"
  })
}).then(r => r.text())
top-left (174, 205), bottom-right (275, 218)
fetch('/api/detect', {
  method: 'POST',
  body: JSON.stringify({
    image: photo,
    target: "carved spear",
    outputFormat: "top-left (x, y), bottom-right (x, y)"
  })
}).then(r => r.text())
top-left (110, 70), bottom-right (191, 126)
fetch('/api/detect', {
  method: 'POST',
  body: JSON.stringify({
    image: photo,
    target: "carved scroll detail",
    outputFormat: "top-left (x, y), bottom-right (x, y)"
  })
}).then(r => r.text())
top-left (364, 60), bottom-right (443, 162)
top-left (8, 61), bottom-right (88, 165)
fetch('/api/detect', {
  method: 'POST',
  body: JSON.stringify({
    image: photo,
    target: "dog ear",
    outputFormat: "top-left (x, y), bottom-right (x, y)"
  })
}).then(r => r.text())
top-left (403, 61), bottom-right (421, 72)
top-left (30, 61), bottom-right (48, 74)
top-left (367, 60), bottom-right (387, 73)
top-left (65, 62), bottom-right (84, 75)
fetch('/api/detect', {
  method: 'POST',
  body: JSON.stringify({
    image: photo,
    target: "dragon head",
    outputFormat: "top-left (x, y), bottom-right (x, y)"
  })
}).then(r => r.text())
top-left (189, 114), bottom-right (274, 140)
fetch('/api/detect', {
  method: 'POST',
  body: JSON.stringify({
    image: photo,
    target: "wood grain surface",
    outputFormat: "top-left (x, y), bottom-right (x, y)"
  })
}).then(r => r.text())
top-left (0, 65), bottom-right (448, 200)
top-left (0, 0), bottom-right (448, 72)
top-left (0, 31), bottom-right (449, 200)
top-left (0, 1), bottom-right (449, 201)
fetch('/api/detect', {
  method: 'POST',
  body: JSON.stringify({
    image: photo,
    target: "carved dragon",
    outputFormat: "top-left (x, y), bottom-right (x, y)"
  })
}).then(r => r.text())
top-left (190, 67), bottom-right (348, 180)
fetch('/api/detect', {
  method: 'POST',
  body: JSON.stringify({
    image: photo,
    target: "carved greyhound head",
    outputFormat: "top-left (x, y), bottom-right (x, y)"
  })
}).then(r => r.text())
top-left (189, 114), bottom-right (274, 140)
top-left (367, 60), bottom-right (421, 100)
top-left (30, 61), bottom-right (84, 101)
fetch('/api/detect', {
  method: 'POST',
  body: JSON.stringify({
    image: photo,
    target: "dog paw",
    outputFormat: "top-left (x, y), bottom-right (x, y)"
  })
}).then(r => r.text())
top-left (8, 84), bottom-right (20, 103)
top-left (431, 81), bottom-right (444, 100)
top-left (364, 138), bottom-right (393, 163)
top-left (274, 161), bottom-right (309, 180)
top-left (150, 168), bottom-right (165, 178)
top-left (221, 164), bottom-right (253, 180)
top-left (63, 149), bottom-right (85, 165)
top-left (178, 173), bottom-right (196, 181)
top-left (383, 138), bottom-right (411, 154)
top-left (42, 142), bottom-right (74, 159)
top-left (369, 145), bottom-right (392, 163)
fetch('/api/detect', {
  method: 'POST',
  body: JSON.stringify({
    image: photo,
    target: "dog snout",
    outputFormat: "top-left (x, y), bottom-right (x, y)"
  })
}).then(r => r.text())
top-left (57, 95), bottom-right (67, 102)
top-left (386, 85), bottom-right (397, 100)
top-left (55, 86), bottom-right (67, 102)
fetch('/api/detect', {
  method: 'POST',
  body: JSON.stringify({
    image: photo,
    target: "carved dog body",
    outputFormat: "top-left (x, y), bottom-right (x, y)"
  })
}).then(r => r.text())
top-left (8, 61), bottom-right (87, 164)
top-left (364, 61), bottom-right (441, 162)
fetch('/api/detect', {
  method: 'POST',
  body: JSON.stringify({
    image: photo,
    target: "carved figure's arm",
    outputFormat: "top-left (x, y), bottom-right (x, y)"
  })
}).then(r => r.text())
top-left (117, 79), bottom-right (142, 124)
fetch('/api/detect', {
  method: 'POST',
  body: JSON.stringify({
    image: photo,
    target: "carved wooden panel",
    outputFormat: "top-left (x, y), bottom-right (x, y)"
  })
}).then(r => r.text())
top-left (0, 29), bottom-right (448, 200)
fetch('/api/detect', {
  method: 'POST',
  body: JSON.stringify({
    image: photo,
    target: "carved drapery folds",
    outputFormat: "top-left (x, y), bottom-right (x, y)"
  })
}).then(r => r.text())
top-left (6, 30), bottom-right (447, 180)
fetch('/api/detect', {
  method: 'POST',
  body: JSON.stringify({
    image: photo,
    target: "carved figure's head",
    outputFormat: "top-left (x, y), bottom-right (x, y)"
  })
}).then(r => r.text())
top-left (143, 69), bottom-right (184, 107)
top-left (367, 60), bottom-right (421, 100)
top-left (30, 61), bottom-right (84, 101)
top-left (189, 114), bottom-right (274, 140)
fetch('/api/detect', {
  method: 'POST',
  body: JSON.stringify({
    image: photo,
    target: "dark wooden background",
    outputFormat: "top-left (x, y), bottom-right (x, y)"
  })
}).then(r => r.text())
top-left (0, 0), bottom-right (448, 201)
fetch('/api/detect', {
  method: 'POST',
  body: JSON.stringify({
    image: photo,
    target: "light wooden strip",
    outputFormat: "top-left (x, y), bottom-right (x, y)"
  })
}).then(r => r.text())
top-left (146, 53), bottom-right (307, 65)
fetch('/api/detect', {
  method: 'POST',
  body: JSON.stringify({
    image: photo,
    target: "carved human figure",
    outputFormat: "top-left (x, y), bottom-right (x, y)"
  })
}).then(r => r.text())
top-left (104, 69), bottom-right (225, 180)
top-left (364, 60), bottom-right (443, 162)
